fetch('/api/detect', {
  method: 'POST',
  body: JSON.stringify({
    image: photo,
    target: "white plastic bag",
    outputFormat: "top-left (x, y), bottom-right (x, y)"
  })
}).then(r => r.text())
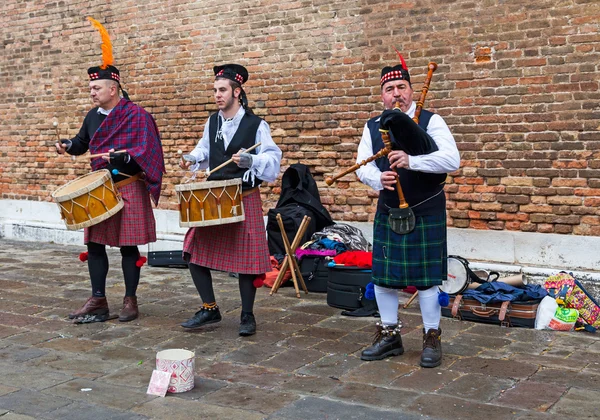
top-left (535, 296), bottom-right (558, 330)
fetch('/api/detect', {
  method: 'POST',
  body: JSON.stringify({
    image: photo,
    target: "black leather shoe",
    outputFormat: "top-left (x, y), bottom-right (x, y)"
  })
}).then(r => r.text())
top-left (181, 307), bottom-right (222, 329)
top-left (360, 324), bottom-right (404, 361)
top-left (420, 327), bottom-right (442, 368)
top-left (239, 312), bottom-right (256, 336)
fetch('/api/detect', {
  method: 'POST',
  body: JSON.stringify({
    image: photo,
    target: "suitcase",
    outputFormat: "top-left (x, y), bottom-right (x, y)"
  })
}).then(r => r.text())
top-left (327, 266), bottom-right (372, 310)
top-left (148, 250), bottom-right (188, 268)
top-left (442, 294), bottom-right (541, 328)
top-left (299, 256), bottom-right (329, 293)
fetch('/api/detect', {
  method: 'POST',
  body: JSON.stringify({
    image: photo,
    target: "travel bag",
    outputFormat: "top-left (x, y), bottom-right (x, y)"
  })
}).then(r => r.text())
top-left (327, 266), bottom-right (372, 310)
top-left (299, 256), bottom-right (329, 293)
top-left (442, 294), bottom-right (541, 328)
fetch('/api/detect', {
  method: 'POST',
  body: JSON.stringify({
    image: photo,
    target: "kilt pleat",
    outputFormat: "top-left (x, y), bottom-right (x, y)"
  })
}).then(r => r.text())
top-left (85, 180), bottom-right (156, 247)
top-left (372, 211), bottom-right (447, 289)
top-left (183, 190), bottom-right (271, 274)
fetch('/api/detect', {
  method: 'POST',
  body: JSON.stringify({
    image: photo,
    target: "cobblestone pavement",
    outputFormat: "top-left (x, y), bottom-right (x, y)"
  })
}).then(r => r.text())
top-left (0, 239), bottom-right (598, 419)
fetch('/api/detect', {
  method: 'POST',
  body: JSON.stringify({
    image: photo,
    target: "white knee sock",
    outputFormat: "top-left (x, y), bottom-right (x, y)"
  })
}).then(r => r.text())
top-left (418, 286), bottom-right (441, 331)
top-left (374, 285), bottom-right (399, 326)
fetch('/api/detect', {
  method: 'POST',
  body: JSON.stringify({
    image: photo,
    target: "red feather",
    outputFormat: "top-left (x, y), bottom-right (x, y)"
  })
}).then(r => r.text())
top-left (393, 47), bottom-right (408, 71)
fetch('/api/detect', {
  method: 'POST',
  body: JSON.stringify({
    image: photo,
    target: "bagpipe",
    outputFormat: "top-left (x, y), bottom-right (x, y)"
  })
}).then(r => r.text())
top-left (326, 62), bottom-right (439, 234)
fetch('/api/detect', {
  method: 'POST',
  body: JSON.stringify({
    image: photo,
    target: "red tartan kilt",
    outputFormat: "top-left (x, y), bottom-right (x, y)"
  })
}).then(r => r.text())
top-left (183, 189), bottom-right (271, 274)
top-left (85, 180), bottom-right (156, 247)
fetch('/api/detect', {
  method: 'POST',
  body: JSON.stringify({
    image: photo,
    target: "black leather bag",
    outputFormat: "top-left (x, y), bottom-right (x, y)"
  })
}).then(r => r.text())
top-left (299, 256), bottom-right (329, 293)
top-left (327, 266), bottom-right (372, 310)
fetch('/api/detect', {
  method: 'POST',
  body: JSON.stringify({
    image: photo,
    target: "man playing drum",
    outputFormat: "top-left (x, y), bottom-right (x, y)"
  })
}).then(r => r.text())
top-left (355, 54), bottom-right (460, 367)
top-left (54, 18), bottom-right (165, 323)
top-left (179, 64), bottom-right (281, 336)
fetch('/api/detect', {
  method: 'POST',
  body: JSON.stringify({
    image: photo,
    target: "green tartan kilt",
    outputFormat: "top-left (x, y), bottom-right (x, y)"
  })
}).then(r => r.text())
top-left (372, 211), bottom-right (447, 289)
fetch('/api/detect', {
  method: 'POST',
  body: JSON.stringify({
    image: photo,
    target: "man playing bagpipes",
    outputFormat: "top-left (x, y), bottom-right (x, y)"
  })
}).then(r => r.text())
top-left (355, 52), bottom-right (460, 367)
top-left (54, 18), bottom-right (165, 323)
top-left (179, 64), bottom-right (282, 336)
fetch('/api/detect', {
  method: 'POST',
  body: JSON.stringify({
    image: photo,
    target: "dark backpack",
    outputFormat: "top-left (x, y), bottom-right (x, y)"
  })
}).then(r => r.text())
top-left (267, 203), bottom-right (317, 256)
top-left (267, 164), bottom-right (333, 255)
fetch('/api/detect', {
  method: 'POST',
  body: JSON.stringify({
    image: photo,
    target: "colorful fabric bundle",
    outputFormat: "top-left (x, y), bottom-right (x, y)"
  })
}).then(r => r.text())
top-left (544, 272), bottom-right (600, 329)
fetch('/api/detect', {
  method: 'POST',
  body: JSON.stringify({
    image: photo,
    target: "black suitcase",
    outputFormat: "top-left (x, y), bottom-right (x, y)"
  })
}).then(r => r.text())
top-left (442, 294), bottom-right (541, 328)
top-left (299, 256), bottom-right (329, 293)
top-left (327, 266), bottom-right (372, 310)
top-left (148, 250), bottom-right (188, 268)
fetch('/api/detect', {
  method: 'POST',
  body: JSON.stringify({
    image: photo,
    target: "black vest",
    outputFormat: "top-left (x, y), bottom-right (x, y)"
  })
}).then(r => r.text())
top-left (207, 112), bottom-right (263, 191)
top-left (367, 109), bottom-right (447, 216)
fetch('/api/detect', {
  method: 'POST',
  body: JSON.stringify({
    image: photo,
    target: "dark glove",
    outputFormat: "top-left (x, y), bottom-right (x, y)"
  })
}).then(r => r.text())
top-left (379, 109), bottom-right (403, 130)
top-left (109, 152), bottom-right (130, 168)
top-left (59, 139), bottom-right (72, 151)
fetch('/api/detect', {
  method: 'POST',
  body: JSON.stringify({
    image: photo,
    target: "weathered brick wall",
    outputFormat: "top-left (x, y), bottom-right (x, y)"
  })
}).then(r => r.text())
top-left (1, 0), bottom-right (599, 234)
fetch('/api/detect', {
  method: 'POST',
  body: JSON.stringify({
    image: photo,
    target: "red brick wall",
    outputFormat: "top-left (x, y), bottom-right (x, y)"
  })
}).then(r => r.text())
top-left (1, 0), bottom-right (599, 235)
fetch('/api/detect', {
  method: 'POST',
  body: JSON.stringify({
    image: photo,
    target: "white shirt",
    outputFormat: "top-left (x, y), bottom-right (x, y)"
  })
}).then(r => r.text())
top-left (355, 101), bottom-right (460, 191)
top-left (188, 106), bottom-right (282, 183)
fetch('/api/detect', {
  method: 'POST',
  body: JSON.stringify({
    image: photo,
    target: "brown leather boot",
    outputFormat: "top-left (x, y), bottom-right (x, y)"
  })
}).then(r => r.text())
top-left (68, 296), bottom-right (109, 319)
top-left (119, 296), bottom-right (139, 322)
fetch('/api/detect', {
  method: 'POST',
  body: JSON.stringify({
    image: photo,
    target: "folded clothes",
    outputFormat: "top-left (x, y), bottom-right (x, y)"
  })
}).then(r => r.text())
top-left (333, 251), bottom-right (373, 268)
top-left (295, 248), bottom-right (337, 261)
top-left (463, 282), bottom-right (548, 304)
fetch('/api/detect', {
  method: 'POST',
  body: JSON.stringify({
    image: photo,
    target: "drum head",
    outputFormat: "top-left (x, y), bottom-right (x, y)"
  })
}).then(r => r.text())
top-left (52, 170), bottom-right (110, 200)
top-left (440, 257), bottom-right (469, 295)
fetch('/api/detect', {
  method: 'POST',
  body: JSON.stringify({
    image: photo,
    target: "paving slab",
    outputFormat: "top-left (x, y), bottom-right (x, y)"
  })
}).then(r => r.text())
top-left (0, 389), bottom-right (72, 417)
top-left (268, 396), bottom-right (427, 420)
top-left (549, 387), bottom-right (600, 418)
top-left (43, 377), bottom-right (157, 410)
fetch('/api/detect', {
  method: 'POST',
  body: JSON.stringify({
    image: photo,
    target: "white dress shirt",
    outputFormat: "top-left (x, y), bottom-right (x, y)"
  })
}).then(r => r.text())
top-left (355, 101), bottom-right (460, 191)
top-left (188, 106), bottom-right (282, 183)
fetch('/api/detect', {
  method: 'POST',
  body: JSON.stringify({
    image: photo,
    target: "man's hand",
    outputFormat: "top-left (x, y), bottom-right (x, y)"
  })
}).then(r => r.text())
top-left (379, 109), bottom-right (401, 130)
top-left (233, 152), bottom-right (253, 169)
top-left (54, 139), bottom-right (70, 155)
top-left (101, 149), bottom-right (130, 167)
top-left (380, 170), bottom-right (398, 191)
top-left (388, 150), bottom-right (409, 170)
top-left (179, 154), bottom-right (196, 170)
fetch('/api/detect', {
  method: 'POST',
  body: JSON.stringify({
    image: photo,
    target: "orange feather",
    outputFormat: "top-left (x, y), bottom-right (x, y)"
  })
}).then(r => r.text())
top-left (87, 17), bottom-right (114, 69)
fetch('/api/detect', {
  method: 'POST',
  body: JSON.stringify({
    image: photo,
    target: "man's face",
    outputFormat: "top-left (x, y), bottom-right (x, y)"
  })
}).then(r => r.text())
top-left (214, 79), bottom-right (240, 112)
top-left (89, 80), bottom-right (116, 109)
top-left (381, 79), bottom-right (413, 112)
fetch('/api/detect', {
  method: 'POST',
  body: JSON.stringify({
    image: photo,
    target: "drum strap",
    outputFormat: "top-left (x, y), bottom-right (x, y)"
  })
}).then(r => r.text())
top-left (241, 186), bottom-right (259, 198)
top-left (116, 172), bottom-right (144, 189)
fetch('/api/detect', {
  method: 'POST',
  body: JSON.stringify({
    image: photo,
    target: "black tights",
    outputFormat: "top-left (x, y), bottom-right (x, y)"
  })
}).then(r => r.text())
top-left (87, 242), bottom-right (140, 297)
top-left (189, 263), bottom-right (256, 313)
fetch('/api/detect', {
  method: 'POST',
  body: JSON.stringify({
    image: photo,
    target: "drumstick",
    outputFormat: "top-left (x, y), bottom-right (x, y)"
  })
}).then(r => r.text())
top-left (403, 290), bottom-right (418, 309)
top-left (53, 121), bottom-right (60, 141)
top-left (207, 142), bottom-right (262, 176)
top-left (53, 121), bottom-right (76, 161)
top-left (85, 149), bottom-right (127, 159)
top-left (111, 169), bottom-right (132, 178)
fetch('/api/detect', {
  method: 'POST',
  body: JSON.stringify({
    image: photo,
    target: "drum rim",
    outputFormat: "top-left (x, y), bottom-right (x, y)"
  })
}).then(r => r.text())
top-left (52, 169), bottom-right (112, 202)
top-left (179, 214), bottom-right (245, 228)
top-left (440, 256), bottom-right (469, 295)
top-left (175, 177), bottom-right (242, 192)
top-left (62, 199), bottom-right (124, 231)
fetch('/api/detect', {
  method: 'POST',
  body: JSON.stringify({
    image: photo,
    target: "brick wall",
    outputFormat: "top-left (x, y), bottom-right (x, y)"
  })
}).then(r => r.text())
top-left (1, 0), bottom-right (599, 235)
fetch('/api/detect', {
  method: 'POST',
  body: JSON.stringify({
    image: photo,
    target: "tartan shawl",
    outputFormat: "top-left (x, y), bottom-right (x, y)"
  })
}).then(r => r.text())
top-left (89, 98), bottom-right (165, 204)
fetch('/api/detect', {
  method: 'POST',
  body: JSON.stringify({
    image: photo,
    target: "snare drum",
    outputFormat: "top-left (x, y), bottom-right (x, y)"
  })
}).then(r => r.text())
top-left (52, 169), bottom-right (124, 231)
top-left (175, 178), bottom-right (245, 228)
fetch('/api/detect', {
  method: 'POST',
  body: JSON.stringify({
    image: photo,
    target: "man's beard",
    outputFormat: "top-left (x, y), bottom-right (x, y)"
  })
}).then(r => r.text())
top-left (220, 95), bottom-right (237, 112)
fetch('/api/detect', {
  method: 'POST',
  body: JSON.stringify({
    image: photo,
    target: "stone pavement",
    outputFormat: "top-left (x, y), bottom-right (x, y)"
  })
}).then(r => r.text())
top-left (0, 238), bottom-right (598, 420)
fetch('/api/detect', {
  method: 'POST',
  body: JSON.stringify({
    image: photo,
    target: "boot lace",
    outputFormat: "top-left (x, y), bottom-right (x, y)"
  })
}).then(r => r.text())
top-left (424, 329), bottom-right (439, 349)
